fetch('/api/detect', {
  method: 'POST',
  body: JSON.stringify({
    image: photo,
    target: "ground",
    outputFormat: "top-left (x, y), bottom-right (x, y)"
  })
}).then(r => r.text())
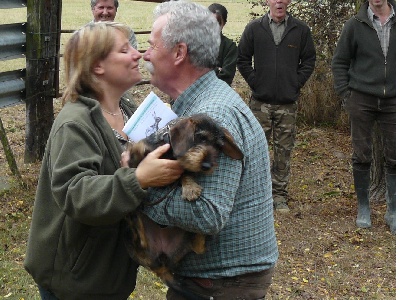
top-left (0, 77), bottom-right (396, 299)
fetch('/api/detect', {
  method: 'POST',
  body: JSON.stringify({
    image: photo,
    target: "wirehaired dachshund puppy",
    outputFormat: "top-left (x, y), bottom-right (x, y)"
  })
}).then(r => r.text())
top-left (126, 113), bottom-right (244, 201)
top-left (124, 113), bottom-right (243, 287)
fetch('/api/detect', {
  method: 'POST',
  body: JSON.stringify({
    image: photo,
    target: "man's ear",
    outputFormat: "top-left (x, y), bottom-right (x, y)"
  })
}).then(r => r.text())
top-left (93, 62), bottom-right (104, 75)
top-left (174, 43), bottom-right (188, 65)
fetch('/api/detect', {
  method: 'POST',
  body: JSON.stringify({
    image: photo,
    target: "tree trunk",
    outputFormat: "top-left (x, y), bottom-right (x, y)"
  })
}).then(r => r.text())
top-left (369, 124), bottom-right (386, 202)
top-left (25, 0), bottom-right (61, 162)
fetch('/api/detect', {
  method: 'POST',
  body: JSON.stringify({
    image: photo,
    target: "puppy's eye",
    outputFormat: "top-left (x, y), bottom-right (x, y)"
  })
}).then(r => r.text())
top-left (195, 132), bottom-right (209, 143)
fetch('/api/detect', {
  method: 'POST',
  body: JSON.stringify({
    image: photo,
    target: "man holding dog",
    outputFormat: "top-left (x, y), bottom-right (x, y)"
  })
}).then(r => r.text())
top-left (332, 0), bottom-right (396, 234)
top-left (138, 1), bottom-right (278, 299)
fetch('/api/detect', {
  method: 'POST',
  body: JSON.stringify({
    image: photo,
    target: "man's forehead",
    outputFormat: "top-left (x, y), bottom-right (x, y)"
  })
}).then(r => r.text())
top-left (154, 14), bottom-right (168, 28)
top-left (152, 15), bottom-right (167, 36)
top-left (95, 0), bottom-right (115, 7)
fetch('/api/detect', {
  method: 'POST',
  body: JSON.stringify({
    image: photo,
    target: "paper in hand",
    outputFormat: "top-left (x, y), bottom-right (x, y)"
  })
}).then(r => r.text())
top-left (123, 92), bottom-right (177, 142)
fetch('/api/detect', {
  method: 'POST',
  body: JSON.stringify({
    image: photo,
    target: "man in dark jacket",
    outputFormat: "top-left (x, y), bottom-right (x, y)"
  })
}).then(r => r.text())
top-left (237, 0), bottom-right (316, 212)
top-left (332, 0), bottom-right (396, 234)
top-left (209, 3), bottom-right (238, 85)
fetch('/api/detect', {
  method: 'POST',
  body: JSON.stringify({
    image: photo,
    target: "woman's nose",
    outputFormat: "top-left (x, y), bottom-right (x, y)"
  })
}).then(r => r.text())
top-left (132, 48), bottom-right (142, 60)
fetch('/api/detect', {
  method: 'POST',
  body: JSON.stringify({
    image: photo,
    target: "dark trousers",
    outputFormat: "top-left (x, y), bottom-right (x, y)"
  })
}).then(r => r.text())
top-left (344, 90), bottom-right (396, 174)
top-left (166, 267), bottom-right (275, 300)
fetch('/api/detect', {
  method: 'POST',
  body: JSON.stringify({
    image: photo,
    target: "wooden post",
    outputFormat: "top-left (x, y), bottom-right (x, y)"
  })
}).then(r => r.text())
top-left (25, 0), bottom-right (61, 162)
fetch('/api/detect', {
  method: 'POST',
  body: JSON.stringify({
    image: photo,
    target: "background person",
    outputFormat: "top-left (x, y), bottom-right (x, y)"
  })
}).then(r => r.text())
top-left (237, 0), bottom-right (316, 212)
top-left (208, 3), bottom-right (238, 86)
top-left (24, 22), bottom-right (183, 299)
top-left (332, 0), bottom-right (396, 234)
top-left (90, 0), bottom-right (138, 49)
top-left (137, 1), bottom-right (278, 299)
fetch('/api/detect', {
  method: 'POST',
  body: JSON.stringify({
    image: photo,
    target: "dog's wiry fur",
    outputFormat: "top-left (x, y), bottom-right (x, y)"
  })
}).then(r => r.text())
top-left (124, 114), bottom-right (243, 288)
top-left (127, 113), bottom-right (244, 201)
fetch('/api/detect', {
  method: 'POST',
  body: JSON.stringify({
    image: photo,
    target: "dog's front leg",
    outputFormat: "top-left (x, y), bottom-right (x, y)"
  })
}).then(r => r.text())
top-left (181, 174), bottom-right (202, 201)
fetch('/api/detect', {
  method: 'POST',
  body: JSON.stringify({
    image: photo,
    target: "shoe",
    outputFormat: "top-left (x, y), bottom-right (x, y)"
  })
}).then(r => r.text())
top-left (275, 202), bottom-right (290, 212)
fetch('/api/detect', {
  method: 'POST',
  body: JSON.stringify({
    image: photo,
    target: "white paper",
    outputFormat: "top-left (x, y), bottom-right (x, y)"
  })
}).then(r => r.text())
top-left (123, 92), bottom-right (177, 142)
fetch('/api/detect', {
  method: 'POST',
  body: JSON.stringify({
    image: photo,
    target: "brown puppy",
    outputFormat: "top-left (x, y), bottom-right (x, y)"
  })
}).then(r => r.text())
top-left (127, 113), bottom-right (244, 201)
top-left (124, 114), bottom-right (243, 288)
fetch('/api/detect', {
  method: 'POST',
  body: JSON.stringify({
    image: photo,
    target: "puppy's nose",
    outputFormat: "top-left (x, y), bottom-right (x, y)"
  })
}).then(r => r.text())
top-left (201, 162), bottom-right (212, 171)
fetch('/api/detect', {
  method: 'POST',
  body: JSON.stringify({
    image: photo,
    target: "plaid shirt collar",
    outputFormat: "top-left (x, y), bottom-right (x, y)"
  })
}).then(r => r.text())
top-left (367, 3), bottom-right (395, 26)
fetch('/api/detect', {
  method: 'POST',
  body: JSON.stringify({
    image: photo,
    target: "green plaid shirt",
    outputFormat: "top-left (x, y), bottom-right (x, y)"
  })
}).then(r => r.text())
top-left (143, 71), bottom-right (278, 278)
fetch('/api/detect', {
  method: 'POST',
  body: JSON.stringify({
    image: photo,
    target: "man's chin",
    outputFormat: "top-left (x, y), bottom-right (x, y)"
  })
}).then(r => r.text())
top-left (98, 17), bottom-right (113, 22)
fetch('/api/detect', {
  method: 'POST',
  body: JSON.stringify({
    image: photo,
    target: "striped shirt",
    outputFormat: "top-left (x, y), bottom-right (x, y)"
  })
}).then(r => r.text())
top-left (367, 4), bottom-right (395, 57)
top-left (143, 71), bottom-right (278, 278)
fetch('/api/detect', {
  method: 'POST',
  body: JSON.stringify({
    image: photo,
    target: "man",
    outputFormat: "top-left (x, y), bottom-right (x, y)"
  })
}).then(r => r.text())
top-left (140, 1), bottom-right (278, 299)
top-left (90, 0), bottom-right (138, 49)
top-left (237, 0), bottom-right (316, 212)
top-left (208, 3), bottom-right (238, 86)
top-left (332, 0), bottom-right (396, 234)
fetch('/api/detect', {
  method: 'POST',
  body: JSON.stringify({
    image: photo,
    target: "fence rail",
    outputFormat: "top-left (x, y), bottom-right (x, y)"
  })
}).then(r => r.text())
top-left (0, 3), bottom-right (156, 109)
top-left (0, 0), bottom-right (27, 9)
top-left (0, 23), bottom-right (26, 61)
top-left (0, 70), bottom-right (26, 107)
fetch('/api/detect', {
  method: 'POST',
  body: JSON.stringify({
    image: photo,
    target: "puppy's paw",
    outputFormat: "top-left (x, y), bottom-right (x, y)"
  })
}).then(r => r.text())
top-left (182, 184), bottom-right (202, 201)
top-left (181, 175), bottom-right (202, 201)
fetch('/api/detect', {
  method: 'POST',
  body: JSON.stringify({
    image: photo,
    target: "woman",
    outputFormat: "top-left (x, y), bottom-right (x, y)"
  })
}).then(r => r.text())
top-left (208, 3), bottom-right (238, 86)
top-left (24, 22), bottom-right (183, 300)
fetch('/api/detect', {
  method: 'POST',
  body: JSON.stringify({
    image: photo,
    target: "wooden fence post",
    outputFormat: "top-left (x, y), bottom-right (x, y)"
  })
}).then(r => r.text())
top-left (25, 0), bottom-right (61, 162)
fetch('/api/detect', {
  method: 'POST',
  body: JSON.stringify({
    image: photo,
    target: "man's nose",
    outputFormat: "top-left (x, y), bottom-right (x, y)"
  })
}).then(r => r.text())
top-left (143, 50), bottom-right (150, 61)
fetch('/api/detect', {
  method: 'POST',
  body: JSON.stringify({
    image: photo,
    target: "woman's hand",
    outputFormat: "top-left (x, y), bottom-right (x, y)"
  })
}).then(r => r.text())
top-left (121, 144), bottom-right (184, 189)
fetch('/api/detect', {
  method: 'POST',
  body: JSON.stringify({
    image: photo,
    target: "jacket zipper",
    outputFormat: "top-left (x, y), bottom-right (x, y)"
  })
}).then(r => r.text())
top-left (355, 15), bottom-right (390, 97)
top-left (383, 57), bottom-right (387, 97)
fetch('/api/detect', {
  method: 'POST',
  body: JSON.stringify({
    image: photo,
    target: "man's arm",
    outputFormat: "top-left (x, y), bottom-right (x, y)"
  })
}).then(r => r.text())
top-left (142, 155), bottom-right (242, 235)
top-left (237, 25), bottom-right (256, 88)
top-left (298, 26), bottom-right (316, 87)
top-left (217, 40), bottom-right (238, 85)
top-left (332, 21), bottom-right (354, 97)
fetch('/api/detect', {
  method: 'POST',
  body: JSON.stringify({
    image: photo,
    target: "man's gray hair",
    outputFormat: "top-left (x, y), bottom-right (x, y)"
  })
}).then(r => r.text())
top-left (90, 0), bottom-right (119, 9)
top-left (154, 1), bottom-right (220, 69)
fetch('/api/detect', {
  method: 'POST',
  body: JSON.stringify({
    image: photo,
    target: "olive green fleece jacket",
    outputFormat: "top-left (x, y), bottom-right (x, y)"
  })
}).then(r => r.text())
top-left (24, 95), bottom-right (147, 300)
top-left (215, 33), bottom-right (238, 86)
top-left (332, 0), bottom-right (396, 98)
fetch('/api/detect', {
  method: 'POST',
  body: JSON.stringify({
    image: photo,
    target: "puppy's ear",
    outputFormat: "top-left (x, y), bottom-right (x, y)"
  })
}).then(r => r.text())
top-left (169, 118), bottom-right (195, 158)
top-left (221, 128), bottom-right (244, 160)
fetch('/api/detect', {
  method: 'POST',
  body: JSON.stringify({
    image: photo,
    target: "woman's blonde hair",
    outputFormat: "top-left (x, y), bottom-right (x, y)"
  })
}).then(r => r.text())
top-left (61, 21), bottom-right (130, 105)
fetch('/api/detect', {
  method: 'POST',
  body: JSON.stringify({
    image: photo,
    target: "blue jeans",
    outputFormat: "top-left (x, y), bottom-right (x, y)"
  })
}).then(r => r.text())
top-left (344, 90), bottom-right (396, 174)
top-left (38, 285), bottom-right (59, 300)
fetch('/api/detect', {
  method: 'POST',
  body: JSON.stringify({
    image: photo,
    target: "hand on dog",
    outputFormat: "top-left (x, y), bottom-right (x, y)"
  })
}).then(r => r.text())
top-left (122, 144), bottom-right (184, 189)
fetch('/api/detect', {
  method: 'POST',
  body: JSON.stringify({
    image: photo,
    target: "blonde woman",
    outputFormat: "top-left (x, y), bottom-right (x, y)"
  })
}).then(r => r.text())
top-left (24, 22), bottom-right (182, 299)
